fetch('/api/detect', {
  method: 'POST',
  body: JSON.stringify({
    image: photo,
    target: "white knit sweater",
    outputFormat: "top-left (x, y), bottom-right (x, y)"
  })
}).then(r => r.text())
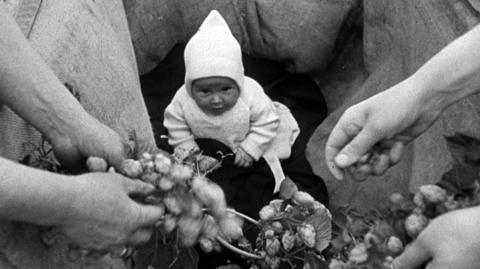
top-left (164, 77), bottom-right (281, 160)
top-left (165, 10), bottom-right (300, 192)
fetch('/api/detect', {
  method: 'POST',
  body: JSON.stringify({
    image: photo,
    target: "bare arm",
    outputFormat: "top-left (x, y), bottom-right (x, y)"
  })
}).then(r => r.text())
top-left (326, 24), bottom-right (480, 180)
top-left (411, 24), bottom-right (480, 110)
top-left (0, 2), bottom-right (91, 144)
top-left (0, 157), bottom-right (74, 225)
top-left (0, 156), bottom-right (162, 250)
top-left (0, 2), bottom-right (162, 251)
top-left (0, 2), bottom-right (127, 169)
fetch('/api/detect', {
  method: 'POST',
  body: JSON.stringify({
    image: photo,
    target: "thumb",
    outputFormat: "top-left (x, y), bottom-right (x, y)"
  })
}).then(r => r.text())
top-left (335, 127), bottom-right (381, 167)
top-left (104, 138), bottom-right (129, 170)
top-left (123, 179), bottom-right (156, 197)
top-left (134, 204), bottom-right (165, 228)
top-left (128, 228), bottom-right (154, 245)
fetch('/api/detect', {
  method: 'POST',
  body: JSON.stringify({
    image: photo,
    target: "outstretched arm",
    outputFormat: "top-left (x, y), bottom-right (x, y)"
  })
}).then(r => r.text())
top-left (0, 2), bottom-right (126, 169)
top-left (325, 24), bottom-right (480, 180)
top-left (0, 156), bottom-right (163, 251)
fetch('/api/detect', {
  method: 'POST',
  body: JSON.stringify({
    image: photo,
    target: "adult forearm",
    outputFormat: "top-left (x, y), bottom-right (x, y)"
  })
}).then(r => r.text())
top-left (410, 25), bottom-right (480, 109)
top-left (0, 157), bottom-right (74, 226)
top-left (0, 3), bottom-right (89, 142)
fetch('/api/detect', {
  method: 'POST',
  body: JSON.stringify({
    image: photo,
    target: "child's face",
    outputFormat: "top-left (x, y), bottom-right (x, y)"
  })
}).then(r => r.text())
top-left (191, 77), bottom-right (240, 115)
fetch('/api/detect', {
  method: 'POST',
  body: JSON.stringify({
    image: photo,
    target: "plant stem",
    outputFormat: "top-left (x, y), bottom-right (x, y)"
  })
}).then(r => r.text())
top-left (226, 208), bottom-right (259, 226)
top-left (215, 236), bottom-right (265, 260)
top-left (287, 246), bottom-right (306, 258)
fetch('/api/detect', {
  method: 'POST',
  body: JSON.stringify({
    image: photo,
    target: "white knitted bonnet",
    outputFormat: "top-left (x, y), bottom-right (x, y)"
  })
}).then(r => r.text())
top-left (184, 10), bottom-right (244, 93)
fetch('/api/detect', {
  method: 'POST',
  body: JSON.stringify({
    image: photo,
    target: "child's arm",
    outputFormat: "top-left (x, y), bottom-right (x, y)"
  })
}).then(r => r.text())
top-left (163, 92), bottom-right (199, 152)
top-left (239, 81), bottom-right (280, 160)
top-left (234, 147), bottom-right (255, 167)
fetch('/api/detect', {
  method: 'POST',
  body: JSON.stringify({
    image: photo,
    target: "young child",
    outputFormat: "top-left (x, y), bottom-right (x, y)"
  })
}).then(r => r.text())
top-left (163, 10), bottom-right (299, 192)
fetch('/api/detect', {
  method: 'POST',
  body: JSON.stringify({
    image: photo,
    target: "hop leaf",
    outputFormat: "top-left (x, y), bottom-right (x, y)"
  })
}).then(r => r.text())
top-left (305, 202), bottom-right (332, 252)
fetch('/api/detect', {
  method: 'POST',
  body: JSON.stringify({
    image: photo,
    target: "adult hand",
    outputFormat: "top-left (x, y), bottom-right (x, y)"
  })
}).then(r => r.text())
top-left (393, 206), bottom-right (480, 269)
top-left (59, 172), bottom-right (163, 252)
top-left (234, 147), bottom-right (254, 168)
top-left (50, 115), bottom-right (130, 172)
top-left (325, 78), bottom-right (444, 180)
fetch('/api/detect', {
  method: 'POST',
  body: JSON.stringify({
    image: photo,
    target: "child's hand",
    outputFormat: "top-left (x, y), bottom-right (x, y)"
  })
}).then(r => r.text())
top-left (234, 148), bottom-right (254, 168)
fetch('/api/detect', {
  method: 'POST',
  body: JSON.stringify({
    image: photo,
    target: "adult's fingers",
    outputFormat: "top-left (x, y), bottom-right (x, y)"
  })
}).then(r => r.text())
top-left (335, 126), bottom-right (381, 169)
top-left (389, 141), bottom-right (404, 164)
top-left (239, 158), bottom-right (248, 168)
top-left (372, 154), bottom-right (390, 175)
top-left (128, 228), bottom-right (154, 246)
top-left (123, 179), bottom-right (156, 197)
top-left (325, 118), bottom-right (358, 180)
top-left (233, 153), bottom-right (242, 166)
top-left (104, 138), bottom-right (129, 170)
top-left (392, 239), bottom-right (431, 269)
top-left (135, 203), bottom-right (165, 227)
